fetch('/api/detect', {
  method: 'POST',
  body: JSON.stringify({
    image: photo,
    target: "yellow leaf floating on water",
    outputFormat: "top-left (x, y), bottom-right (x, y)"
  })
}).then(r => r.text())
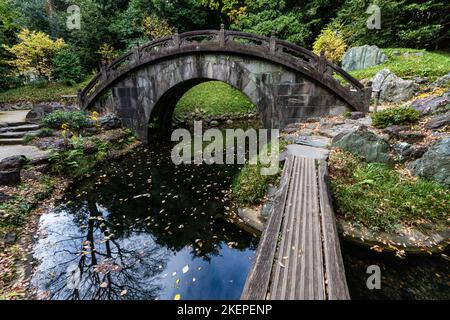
top-left (175, 279), bottom-right (180, 284)
top-left (370, 245), bottom-right (384, 253)
top-left (174, 294), bottom-right (181, 300)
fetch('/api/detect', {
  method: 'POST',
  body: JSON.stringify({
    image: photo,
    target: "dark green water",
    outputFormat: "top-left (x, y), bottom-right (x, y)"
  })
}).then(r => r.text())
top-left (31, 139), bottom-right (449, 300)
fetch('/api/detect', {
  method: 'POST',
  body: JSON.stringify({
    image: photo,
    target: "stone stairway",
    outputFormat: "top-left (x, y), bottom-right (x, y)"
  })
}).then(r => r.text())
top-left (0, 122), bottom-right (42, 145)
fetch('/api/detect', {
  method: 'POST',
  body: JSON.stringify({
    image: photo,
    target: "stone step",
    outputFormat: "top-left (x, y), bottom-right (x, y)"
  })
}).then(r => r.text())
top-left (0, 138), bottom-right (24, 146)
top-left (3, 121), bottom-right (29, 127)
top-left (0, 131), bottom-right (40, 139)
top-left (0, 123), bottom-right (41, 133)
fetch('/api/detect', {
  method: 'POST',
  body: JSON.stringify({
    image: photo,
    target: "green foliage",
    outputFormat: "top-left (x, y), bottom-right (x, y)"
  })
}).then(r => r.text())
top-left (332, 0), bottom-right (449, 50)
top-left (343, 111), bottom-right (352, 119)
top-left (0, 78), bottom-right (90, 103)
top-left (236, 10), bottom-right (311, 46)
top-left (330, 150), bottom-right (450, 232)
top-left (37, 127), bottom-right (54, 137)
top-left (22, 133), bottom-right (35, 144)
top-left (142, 14), bottom-right (174, 41)
top-left (49, 135), bottom-right (114, 178)
top-left (372, 106), bottom-right (420, 128)
top-left (175, 81), bottom-right (255, 117)
top-left (312, 26), bottom-right (347, 63)
top-left (0, 175), bottom-right (55, 228)
top-left (0, 0), bottom-right (20, 90)
top-left (2, 28), bottom-right (66, 80)
top-left (52, 47), bottom-right (84, 85)
top-left (231, 162), bottom-right (274, 205)
top-left (42, 110), bottom-right (92, 130)
top-left (349, 48), bottom-right (450, 81)
top-left (231, 140), bottom-right (287, 205)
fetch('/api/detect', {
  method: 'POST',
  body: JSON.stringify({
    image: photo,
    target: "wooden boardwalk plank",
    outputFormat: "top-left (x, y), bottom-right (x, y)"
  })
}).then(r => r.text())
top-left (317, 160), bottom-right (350, 300)
top-left (240, 156), bottom-right (294, 300)
top-left (241, 155), bottom-right (349, 300)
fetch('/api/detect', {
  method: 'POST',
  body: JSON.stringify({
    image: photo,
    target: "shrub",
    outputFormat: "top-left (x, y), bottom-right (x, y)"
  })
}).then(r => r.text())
top-left (52, 48), bottom-right (84, 85)
top-left (372, 106), bottom-right (420, 128)
top-left (312, 27), bottom-right (347, 64)
top-left (37, 127), bottom-right (54, 137)
top-left (43, 110), bottom-right (92, 130)
top-left (23, 133), bottom-right (35, 144)
top-left (2, 28), bottom-right (65, 80)
top-left (329, 150), bottom-right (450, 232)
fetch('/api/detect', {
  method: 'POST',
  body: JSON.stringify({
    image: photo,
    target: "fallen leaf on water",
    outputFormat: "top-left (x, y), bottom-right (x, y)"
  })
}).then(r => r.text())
top-left (182, 265), bottom-right (189, 274)
top-left (100, 282), bottom-right (108, 288)
top-left (174, 294), bottom-right (181, 300)
top-left (120, 289), bottom-right (128, 296)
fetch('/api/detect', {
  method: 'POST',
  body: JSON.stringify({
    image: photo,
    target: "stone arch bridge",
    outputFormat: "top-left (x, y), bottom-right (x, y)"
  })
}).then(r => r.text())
top-left (79, 27), bottom-right (370, 143)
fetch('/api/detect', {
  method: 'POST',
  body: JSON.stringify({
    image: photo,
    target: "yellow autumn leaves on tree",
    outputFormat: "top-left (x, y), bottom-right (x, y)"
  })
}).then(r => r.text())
top-left (312, 27), bottom-right (347, 64)
top-left (3, 28), bottom-right (66, 79)
top-left (142, 14), bottom-right (175, 41)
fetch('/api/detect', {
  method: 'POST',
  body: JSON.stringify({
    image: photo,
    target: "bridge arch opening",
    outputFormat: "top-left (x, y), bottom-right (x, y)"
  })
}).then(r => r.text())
top-left (147, 79), bottom-right (261, 140)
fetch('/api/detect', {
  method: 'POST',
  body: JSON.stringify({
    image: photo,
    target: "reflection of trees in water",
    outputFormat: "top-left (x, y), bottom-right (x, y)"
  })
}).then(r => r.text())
top-left (44, 196), bottom-right (167, 300)
top-left (59, 148), bottom-right (259, 264)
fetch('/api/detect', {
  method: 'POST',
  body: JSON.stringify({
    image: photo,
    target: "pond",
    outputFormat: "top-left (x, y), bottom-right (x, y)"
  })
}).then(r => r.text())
top-left (31, 130), bottom-right (449, 300)
top-left (31, 141), bottom-right (259, 300)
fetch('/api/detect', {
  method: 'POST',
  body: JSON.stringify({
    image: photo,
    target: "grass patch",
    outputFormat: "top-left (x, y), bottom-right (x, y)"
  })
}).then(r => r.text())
top-left (42, 110), bottom-right (92, 130)
top-left (372, 106), bottom-right (420, 128)
top-left (175, 81), bottom-right (256, 117)
top-left (0, 78), bottom-right (91, 104)
top-left (231, 140), bottom-right (287, 205)
top-left (329, 150), bottom-right (450, 232)
top-left (349, 48), bottom-right (450, 82)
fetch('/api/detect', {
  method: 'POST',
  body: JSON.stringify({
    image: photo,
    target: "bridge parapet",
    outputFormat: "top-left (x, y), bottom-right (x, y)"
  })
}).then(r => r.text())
top-left (79, 26), bottom-right (370, 113)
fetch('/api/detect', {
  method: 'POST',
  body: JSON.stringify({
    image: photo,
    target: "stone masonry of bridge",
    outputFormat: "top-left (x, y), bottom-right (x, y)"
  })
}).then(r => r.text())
top-left (97, 53), bottom-right (351, 143)
top-left (81, 29), bottom-right (370, 143)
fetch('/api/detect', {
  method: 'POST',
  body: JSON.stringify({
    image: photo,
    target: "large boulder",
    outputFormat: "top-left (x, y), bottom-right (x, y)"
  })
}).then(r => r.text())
top-left (393, 142), bottom-right (428, 162)
top-left (371, 69), bottom-right (418, 103)
top-left (0, 155), bottom-right (26, 186)
top-left (431, 73), bottom-right (450, 88)
top-left (100, 113), bottom-right (122, 130)
top-left (410, 92), bottom-right (450, 116)
top-left (426, 112), bottom-right (450, 130)
top-left (333, 126), bottom-right (392, 164)
top-left (408, 137), bottom-right (450, 185)
top-left (342, 45), bottom-right (388, 72)
top-left (0, 155), bottom-right (27, 170)
top-left (0, 170), bottom-right (21, 186)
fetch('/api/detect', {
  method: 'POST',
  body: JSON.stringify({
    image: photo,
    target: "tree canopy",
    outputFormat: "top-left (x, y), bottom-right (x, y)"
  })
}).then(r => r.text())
top-left (0, 0), bottom-right (448, 90)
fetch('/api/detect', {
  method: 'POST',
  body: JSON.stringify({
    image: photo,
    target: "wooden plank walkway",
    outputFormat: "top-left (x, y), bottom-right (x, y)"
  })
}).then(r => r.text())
top-left (241, 154), bottom-right (350, 300)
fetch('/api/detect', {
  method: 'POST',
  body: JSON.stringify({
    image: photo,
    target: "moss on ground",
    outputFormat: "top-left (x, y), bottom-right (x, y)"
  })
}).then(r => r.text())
top-left (0, 78), bottom-right (91, 104)
top-left (349, 48), bottom-right (450, 82)
top-left (175, 81), bottom-right (256, 117)
top-left (329, 150), bottom-right (450, 232)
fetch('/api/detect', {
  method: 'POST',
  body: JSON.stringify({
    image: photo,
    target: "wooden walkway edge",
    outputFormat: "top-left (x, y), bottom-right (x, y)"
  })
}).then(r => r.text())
top-left (241, 154), bottom-right (350, 300)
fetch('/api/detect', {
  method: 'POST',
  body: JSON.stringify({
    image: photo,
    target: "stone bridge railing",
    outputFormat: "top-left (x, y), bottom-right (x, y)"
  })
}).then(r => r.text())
top-left (79, 26), bottom-right (371, 112)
